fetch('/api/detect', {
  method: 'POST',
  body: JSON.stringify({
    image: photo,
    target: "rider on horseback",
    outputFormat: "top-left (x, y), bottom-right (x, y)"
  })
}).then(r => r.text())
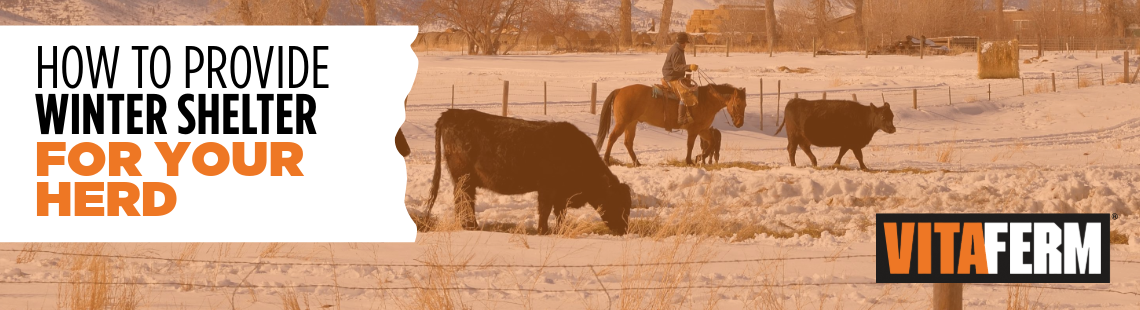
top-left (662, 32), bottom-right (699, 126)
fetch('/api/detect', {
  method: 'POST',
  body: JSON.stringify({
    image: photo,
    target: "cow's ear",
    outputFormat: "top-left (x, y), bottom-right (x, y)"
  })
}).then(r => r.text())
top-left (870, 102), bottom-right (878, 109)
top-left (883, 102), bottom-right (891, 108)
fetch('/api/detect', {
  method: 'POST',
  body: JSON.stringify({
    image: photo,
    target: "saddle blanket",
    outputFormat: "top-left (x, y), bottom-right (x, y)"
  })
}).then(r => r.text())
top-left (651, 85), bottom-right (680, 101)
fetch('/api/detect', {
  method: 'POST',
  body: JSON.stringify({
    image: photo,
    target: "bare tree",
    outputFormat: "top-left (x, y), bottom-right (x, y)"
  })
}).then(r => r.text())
top-left (620, 0), bottom-right (633, 47)
top-left (995, 0), bottom-right (1006, 38)
top-left (356, 0), bottom-right (377, 25)
top-left (658, 0), bottom-right (674, 45)
top-left (765, 0), bottom-right (778, 50)
top-left (527, 0), bottom-right (583, 51)
top-left (220, 0), bottom-right (332, 25)
top-left (852, 0), bottom-right (865, 43)
top-left (418, 0), bottom-right (533, 55)
top-left (814, 0), bottom-right (829, 41)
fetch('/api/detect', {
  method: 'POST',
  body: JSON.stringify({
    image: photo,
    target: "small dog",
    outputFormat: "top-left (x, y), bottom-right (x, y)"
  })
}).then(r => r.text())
top-left (694, 128), bottom-right (721, 165)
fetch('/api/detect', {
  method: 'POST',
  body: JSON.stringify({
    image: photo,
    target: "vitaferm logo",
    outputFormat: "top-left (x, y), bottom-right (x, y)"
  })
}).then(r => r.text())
top-left (876, 214), bottom-right (1110, 283)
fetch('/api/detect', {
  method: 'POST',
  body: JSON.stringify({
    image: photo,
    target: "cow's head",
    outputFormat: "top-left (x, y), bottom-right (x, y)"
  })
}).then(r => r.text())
top-left (872, 102), bottom-right (897, 134)
top-left (599, 182), bottom-right (631, 236)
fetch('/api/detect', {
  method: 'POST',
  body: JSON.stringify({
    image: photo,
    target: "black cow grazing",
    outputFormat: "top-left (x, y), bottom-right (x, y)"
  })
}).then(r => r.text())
top-left (774, 99), bottom-right (897, 170)
top-left (424, 109), bottom-right (631, 235)
top-left (396, 129), bottom-right (411, 157)
top-left (695, 127), bottom-right (721, 165)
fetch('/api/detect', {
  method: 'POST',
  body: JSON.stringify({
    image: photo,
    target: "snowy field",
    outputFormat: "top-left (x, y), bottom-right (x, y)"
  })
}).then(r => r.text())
top-left (4, 51), bottom-right (1140, 309)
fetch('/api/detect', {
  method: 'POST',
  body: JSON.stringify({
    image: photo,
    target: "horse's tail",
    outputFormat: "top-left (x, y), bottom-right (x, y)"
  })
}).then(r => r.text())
top-left (595, 89), bottom-right (619, 151)
top-left (421, 120), bottom-right (445, 229)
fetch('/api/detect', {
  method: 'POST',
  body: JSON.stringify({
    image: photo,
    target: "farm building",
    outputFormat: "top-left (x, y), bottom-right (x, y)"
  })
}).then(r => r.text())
top-left (685, 4), bottom-right (767, 34)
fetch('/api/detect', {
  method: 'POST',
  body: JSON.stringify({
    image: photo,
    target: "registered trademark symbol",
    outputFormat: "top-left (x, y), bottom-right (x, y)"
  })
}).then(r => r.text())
top-left (1112, 213), bottom-right (1120, 220)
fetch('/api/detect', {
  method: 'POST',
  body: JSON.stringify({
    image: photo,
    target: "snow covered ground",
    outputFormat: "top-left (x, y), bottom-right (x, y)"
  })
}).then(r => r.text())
top-left (3, 51), bottom-right (1140, 309)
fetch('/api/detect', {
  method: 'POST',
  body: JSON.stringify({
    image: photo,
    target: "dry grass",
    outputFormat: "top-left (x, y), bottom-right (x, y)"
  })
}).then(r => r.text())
top-left (57, 243), bottom-right (145, 310)
top-left (777, 66), bottom-right (813, 74)
top-left (1078, 76), bottom-right (1094, 88)
top-left (964, 94), bottom-right (979, 103)
top-left (16, 243), bottom-right (42, 264)
top-left (934, 142), bottom-right (957, 163)
top-left (1110, 230), bottom-right (1129, 245)
top-left (401, 233), bottom-right (476, 310)
top-left (279, 287), bottom-right (307, 310)
top-left (828, 77), bottom-right (847, 87)
top-left (1031, 81), bottom-right (1051, 94)
top-left (991, 141), bottom-right (1028, 162)
top-left (259, 243), bottom-right (288, 258)
top-left (1005, 283), bottom-right (1045, 310)
top-left (661, 159), bottom-right (775, 171)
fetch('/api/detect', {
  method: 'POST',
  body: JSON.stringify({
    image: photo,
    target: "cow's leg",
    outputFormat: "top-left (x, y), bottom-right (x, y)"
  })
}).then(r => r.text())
top-left (835, 147), bottom-right (849, 166)
top-left (604, 120), bottom-right (628, 166)
top-left (800, 143), bottom-right (819, 167)
top-left (536, 191), bottom-right (554, 235)
top-left (622, 123), bottom-right (641, 166)
top-left (787, 141), bottom-right (799, 167)
top-left (853, 148), bottom-right (870, 171)
top-left (454, 176), bottom-right (479, 230)
top-left (685, 130), bottom-right (699, 165)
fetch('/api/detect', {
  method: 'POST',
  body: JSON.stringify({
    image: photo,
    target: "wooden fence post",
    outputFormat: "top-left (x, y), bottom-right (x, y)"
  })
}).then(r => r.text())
top-left (1077, 67), bottom-right (1081, 88)
top-left (590, 82), bottom-right (597, 114)
top-left (1126, 51), bottom-right (1131, 84)
top-left (543, 81), bottom-right (548, 115)
top-left (450, 84), bottom-right (455, 109)
top-left (912, 89), bottom-right (918, 109)
top-left (726, 37), bottom-right (731, 57)
top-left (1101, 64), bottom-right (1105, 85)
top-left (988, 84), bottom-right (991, 101)
top-left (865, 37), bottom-right (869, 59)
top-left (920, 35), bottom-right (926, 59)
top-left (502, 81), bottom-right (509, 116)
top-left (760, 79), bottom-right (764, 130)
top-left (947, 86), bottom-right (952, 105)
top-left (795, 92), bottom-right (799, 99)
top-left (1021, 77), bottom-right (1026, 95)
top-left (777, 80), bottom-right (782, 123)
top-left (813, 37), bottom-right (817, 57)
top-left (1051, 73), bottom-right (1056, 92)
top-left (852, 94), bottom-right (858, 101)
top-left (934, 283), bottom-right (963, 310)
top-left (822, 92), bottom-right (826, 100)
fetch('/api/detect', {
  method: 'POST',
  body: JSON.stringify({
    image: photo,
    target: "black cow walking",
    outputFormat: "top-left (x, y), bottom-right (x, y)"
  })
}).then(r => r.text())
top-left (424, 109), bottom-right (631, 235)
top-left (774, 99), bottom-right (897, 170)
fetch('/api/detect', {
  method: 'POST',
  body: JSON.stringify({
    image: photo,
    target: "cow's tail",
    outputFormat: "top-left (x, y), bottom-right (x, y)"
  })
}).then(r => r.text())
top-left (773, 98), bottom-right (799, 135)
top-left (421, 122), bottom-right (444, 228)
top-left (773, 110), bottom-right (788, 135)
top-left (595, 89), bottom-right (619, 151)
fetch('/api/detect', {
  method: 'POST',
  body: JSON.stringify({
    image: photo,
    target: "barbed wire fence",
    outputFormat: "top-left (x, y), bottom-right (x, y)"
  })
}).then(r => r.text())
top-left (3, 248), bottom-right (1140, 298)
top-left (405, 59), bottom-right (1137, 132)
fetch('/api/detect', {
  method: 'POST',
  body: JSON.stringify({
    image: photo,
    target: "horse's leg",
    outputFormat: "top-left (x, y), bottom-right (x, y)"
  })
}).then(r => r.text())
top-left (685, 130), bottom-right (699, 166)
top-left (604, 119), bottom-right (627, 165)
top-left (801, 143), bottom-right (819, 167)
top-left (623, 123), bottom-right (640, 167)
top-left (835, 147), bottom-right (849, 166)
top-left (787, 138), bottom-right (799, 166)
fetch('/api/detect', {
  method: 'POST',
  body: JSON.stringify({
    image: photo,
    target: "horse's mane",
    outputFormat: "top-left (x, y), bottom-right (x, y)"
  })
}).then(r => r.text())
top-left (698, 83), bottom-right (740, 94)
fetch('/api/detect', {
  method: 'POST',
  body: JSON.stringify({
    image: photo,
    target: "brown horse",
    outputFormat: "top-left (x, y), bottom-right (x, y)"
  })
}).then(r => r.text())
top-left (595, 83), bottom-right (746, 166)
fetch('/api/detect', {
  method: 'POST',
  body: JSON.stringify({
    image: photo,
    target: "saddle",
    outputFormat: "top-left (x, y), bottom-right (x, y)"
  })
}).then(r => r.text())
top-left (653, 77), bottom-right (696, 132)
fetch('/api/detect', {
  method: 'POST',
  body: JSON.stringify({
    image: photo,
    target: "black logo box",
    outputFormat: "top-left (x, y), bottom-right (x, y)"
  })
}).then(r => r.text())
top-left (876, 213), bottom-right (1110, 283)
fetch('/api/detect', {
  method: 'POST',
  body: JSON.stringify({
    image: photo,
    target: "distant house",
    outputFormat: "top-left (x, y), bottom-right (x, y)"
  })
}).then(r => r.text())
top-left (685, 4), bottom-right (767, 34)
